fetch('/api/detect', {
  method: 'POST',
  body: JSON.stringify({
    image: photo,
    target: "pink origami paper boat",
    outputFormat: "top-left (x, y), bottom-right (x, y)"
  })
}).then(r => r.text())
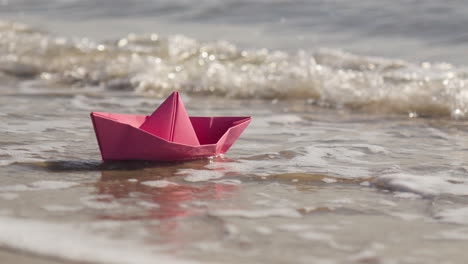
top-left (90, 91), bottom-right (251, 161)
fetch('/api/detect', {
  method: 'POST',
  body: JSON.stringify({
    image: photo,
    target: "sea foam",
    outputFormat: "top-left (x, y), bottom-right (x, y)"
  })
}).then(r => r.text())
top-left (2, 21), bottom-right (468, 119)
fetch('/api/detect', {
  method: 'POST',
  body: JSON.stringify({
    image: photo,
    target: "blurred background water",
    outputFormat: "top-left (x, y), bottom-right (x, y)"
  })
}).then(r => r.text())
top-left (2, 0), bottom-right (468, 63)
top-left (2, 0), bottom-right (468, 118)
top-left (2, 1), bottom-right (468, 264)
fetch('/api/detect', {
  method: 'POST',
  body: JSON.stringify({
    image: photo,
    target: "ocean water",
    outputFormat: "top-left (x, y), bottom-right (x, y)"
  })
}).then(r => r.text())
top-left (2, 1), bottom-right (468, 263)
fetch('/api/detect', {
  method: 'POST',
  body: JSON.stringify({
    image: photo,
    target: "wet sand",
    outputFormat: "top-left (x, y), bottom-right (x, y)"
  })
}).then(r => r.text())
top-left (0, 250), bottom-right (71, 264)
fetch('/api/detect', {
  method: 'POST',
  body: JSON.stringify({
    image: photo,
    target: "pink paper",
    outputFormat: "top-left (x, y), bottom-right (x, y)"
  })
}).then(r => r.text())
top-left (90, 91), bottom-right (251, 161)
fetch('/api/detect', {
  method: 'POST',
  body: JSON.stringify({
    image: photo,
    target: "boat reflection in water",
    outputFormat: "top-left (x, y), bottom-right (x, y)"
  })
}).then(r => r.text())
top-left (95, 157), bottom-right (240, 221)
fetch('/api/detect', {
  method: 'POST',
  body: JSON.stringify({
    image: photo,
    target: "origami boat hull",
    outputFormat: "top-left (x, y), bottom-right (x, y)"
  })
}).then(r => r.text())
top-left (90, 112), bottom-right (251, 161)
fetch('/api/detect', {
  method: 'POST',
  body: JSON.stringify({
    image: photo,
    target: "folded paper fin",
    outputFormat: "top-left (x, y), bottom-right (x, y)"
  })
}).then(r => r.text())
top-left (139, 91), bottom-right (200, 146)
top-left (90, 91), bottom-right (251, 161)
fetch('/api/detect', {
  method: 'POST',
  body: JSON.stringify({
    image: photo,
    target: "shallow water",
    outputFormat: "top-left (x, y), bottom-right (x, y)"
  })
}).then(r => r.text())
top-left (2, 87), bottom-right (468, 263)
top-left (2, 1), bottom-right (468, 263)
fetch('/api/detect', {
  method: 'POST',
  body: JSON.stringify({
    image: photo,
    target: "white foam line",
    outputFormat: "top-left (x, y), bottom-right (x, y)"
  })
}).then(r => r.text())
top-left (0, 217), bottom-right (199, 264)
top-left (209, 208), bottom-right (302, 218)
top-left (141, 180), bottom-right (178, 188)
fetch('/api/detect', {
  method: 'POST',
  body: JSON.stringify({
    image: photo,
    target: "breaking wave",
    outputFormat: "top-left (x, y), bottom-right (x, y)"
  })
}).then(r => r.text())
top-left (2, 20), bottom-right (468, 118)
